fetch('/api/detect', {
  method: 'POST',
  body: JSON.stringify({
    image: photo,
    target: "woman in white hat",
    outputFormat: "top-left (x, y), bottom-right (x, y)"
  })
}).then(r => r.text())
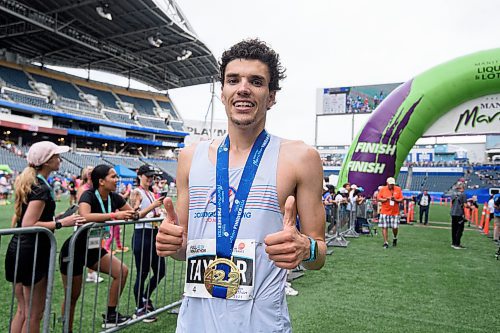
top-left (5, 141), bottom-right (85, 333)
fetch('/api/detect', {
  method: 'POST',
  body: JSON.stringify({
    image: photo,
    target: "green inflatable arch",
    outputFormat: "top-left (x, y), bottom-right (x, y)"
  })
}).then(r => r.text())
top-left (338, 48), bottom-right (500, 195)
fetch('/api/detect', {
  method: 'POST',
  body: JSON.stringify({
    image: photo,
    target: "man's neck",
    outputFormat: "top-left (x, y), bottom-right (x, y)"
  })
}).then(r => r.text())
top-left (226, 123), bottom-right (265, 154)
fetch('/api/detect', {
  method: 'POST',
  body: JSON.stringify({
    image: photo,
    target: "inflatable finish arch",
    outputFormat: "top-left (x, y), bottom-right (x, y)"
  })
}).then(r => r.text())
top-left (338, 48), bottom-right (500, 195)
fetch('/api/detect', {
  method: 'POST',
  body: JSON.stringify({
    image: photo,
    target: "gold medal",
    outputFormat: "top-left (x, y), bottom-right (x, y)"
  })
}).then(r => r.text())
top-left (204, 257), bottom-right (241, 299)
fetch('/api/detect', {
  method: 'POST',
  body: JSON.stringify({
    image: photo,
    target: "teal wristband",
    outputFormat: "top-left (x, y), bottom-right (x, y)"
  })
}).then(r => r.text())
top-left (303, 236), bottom-right (317, 262)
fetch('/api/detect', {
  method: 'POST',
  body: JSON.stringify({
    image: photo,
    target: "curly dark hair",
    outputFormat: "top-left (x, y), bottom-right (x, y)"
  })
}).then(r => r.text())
top-left (219, 39), bottom-right (287, 91)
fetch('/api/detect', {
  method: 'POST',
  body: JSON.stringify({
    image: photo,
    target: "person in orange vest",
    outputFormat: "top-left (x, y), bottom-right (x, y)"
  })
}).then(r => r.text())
top-left (377, 177), bottom-right (404, 248)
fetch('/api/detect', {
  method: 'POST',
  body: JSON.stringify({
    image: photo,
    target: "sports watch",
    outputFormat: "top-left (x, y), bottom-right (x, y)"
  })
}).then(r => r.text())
top-left (303, 236), bottom-right (318, 262)
top-left (55, 220), bottom-right (63, 230)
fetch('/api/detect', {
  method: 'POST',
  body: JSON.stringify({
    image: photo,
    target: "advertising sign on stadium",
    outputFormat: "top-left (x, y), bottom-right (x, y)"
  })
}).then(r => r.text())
top-left (316, 82), bottom-right (402, 115)
top-left (183, 119), bottom-right (228, 145)
top-left (423, 93), bottom-right (500, 137)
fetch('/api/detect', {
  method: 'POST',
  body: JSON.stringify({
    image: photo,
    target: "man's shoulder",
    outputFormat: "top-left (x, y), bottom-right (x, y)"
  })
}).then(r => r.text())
top-left (280, 139), bottom-right (319, 161)
top-left (378, 186), bottom-right (389, 193)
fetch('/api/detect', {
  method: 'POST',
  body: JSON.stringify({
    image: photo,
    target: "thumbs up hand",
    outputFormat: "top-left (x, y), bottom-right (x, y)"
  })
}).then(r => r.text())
top-left (156, 197), bottom-right (185, 257)
top-left (264, 196), bottom-right (310, 269)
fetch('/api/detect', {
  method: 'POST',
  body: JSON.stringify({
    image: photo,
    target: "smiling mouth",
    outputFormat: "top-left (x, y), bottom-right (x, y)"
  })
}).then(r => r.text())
top-left (233, 101), bottom-right (255, 108)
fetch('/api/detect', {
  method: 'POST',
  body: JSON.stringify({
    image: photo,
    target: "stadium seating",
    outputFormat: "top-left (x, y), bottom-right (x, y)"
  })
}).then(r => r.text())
top-left (117, 94), bottom-right (157, 117)
top-left (56, 97), bottom-right (106, 119)
top-left (103, 155), bottom-right (143, 170)
top-left (77, 85), bottom-right (118, 109)
top-left (30, 74), bottom-right (81, 101)
top-left (0, 65), bottom-right (32, 91)
top-left (62, 152), bottom-right (107, 169)
top-left (2, 89), bottom-right (55, 110)
top-left (170, 121), bottom-right (185, 132)
top-left (143, 158), bottom-right (178, 179)
top-left (0, 146), bottom-right (27, 172)
top-left (103, 110), bottom-right (137, 125)
top-left (156, 101), bottom-right (177, 118)
top-left (137, 116), bottom-right (169, 130)
top-left (397, 172), bottom-right (461, 192)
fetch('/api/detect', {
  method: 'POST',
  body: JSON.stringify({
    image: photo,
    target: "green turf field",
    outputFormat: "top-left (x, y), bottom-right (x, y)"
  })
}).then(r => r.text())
top-left (1, 199), bottom-right (499, 332)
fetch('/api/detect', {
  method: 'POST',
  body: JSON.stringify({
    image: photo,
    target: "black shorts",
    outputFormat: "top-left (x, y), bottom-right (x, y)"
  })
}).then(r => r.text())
top-left (59, 233), bottom-right (108, 276)
top-left (5, 234), bottom-right (51, 286)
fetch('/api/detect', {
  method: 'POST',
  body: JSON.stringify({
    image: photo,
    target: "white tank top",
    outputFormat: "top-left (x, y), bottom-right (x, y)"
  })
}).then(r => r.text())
top-left (177, 134), bottom-right (291, 333)
top-left (134, 187), bottom-right (158, 229)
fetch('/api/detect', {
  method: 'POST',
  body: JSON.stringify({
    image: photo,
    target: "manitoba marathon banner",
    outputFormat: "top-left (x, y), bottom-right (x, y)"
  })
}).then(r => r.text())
top-left (338, 48), bottom-right (500, 195)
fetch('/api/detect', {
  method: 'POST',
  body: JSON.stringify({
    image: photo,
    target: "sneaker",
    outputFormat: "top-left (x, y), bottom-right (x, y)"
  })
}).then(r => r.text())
top-left (392, 239), bottom-right (398, 247)
top-left (457, 245), bottom-right (466, 249)
top-left (285, 285), bottom-right (299, 296)
top-left (383, 243), bottom-right (389, 249)
top-left (86, 272), bottom-right (104, 283)
top-left (114, 246), bottom-right (129, 253)
top-left (102, 312), bottom-right (131, 328)
top-left (451, 245), bottom-right (462, 250)
top-left (133, 307), bottom-right (157, 323)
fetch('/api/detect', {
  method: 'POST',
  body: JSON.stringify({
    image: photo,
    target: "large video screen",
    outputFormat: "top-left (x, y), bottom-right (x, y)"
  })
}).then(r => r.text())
top-left (317, 82), bottom-right (402, 115)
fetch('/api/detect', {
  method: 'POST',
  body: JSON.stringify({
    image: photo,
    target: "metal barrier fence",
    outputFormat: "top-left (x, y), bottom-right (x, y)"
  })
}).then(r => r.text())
top-left (62, 218), bottom-right (184, 333)
top-left (0, 227), bottom-right (58, 333)
top-left (326, 200), bottom-right (375, 248)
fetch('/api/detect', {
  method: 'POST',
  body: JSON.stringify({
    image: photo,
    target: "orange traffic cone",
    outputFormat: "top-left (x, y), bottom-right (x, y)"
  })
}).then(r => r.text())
top-left (483, 213), bottom-right (490, 236)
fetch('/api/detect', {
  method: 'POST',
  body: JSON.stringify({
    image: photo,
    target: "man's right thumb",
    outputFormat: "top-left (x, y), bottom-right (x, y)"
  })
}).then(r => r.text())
top-left (163, 197), bottom-right (177, 223)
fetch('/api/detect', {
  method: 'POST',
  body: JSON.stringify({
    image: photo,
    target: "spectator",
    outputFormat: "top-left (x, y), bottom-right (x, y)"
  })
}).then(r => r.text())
top-left (68, 175), bottom-right (77, 206)
top-left (450, 183), bottom-right (467, 249)
top-left (416, 189), bottom-right (431, 225)
top-left (493, 193), bottom-right (500, 245)
top-left (5, 141), bottom-right (83, 333)
top-left (59, 164), bottom-right (136, 330)
top-left (377, 177), bottom-right (403, 248)
top-left (76, 166), bottom-right (104, 284)
top-left (129, 165), bottom-right (166, 322)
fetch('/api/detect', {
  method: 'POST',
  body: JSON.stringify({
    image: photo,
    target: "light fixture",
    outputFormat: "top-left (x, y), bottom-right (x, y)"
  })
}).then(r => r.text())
top-left (147, 35), bottom-right (163, 48)
top-left (96, 4), bottom-right (112, 21)
top-left (177, 49), bottom-right (192, 61)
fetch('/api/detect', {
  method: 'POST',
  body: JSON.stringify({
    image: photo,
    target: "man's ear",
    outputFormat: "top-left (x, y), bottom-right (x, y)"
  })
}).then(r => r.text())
top-left (267, 91), bottom-right (276, 110)
top-left (221, 88), bottom-right (227, 107)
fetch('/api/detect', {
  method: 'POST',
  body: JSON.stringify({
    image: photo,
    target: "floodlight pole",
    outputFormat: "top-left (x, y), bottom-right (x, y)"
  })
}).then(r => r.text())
top-left (209, 77), bottom-right (215, 138)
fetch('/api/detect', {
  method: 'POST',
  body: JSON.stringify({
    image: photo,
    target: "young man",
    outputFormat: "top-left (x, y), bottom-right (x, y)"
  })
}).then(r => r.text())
top-left (416, 189), bottom-right (431, 225)
top-left (156, 39), bottom-right (326, 332)
top-left (377, 177), bottom-right (403, 248)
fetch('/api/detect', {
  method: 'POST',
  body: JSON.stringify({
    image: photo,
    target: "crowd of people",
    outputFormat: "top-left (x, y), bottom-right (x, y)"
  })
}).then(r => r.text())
top-left (4, 140), bottom-right (176, 332)
top-left (321, 177), bottom-right (499, 251)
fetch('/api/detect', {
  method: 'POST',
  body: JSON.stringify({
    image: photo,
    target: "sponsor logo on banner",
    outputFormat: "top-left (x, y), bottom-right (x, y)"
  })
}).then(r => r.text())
top-left (424, 94), bottom-right (500, 137)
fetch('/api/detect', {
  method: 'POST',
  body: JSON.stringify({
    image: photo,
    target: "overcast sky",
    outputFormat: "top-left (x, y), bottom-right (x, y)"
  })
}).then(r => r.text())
top-left (164, 0), bottom-right (500, 145)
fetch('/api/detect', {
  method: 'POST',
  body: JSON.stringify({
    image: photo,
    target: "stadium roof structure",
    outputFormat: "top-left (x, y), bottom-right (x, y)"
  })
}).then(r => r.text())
top-left (0, 0), bottom-right (219, 90)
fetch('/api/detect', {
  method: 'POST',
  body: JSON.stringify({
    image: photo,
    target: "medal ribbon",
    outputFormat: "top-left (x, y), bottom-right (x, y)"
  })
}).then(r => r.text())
top-left (36, 174), bottom-right (55, 201)
top-left (213, 129), bottom-right (270, 298)
top-left (95, 190), bottom-right (112, 214)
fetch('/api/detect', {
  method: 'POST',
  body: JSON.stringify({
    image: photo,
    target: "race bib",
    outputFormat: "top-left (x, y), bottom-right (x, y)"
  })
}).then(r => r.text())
top-left (88, 229), bottom-right (101, 249)
top-left (185, 239), bottom-right (255, 301)
top-left (390, 200), bottom-right (395, 206)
